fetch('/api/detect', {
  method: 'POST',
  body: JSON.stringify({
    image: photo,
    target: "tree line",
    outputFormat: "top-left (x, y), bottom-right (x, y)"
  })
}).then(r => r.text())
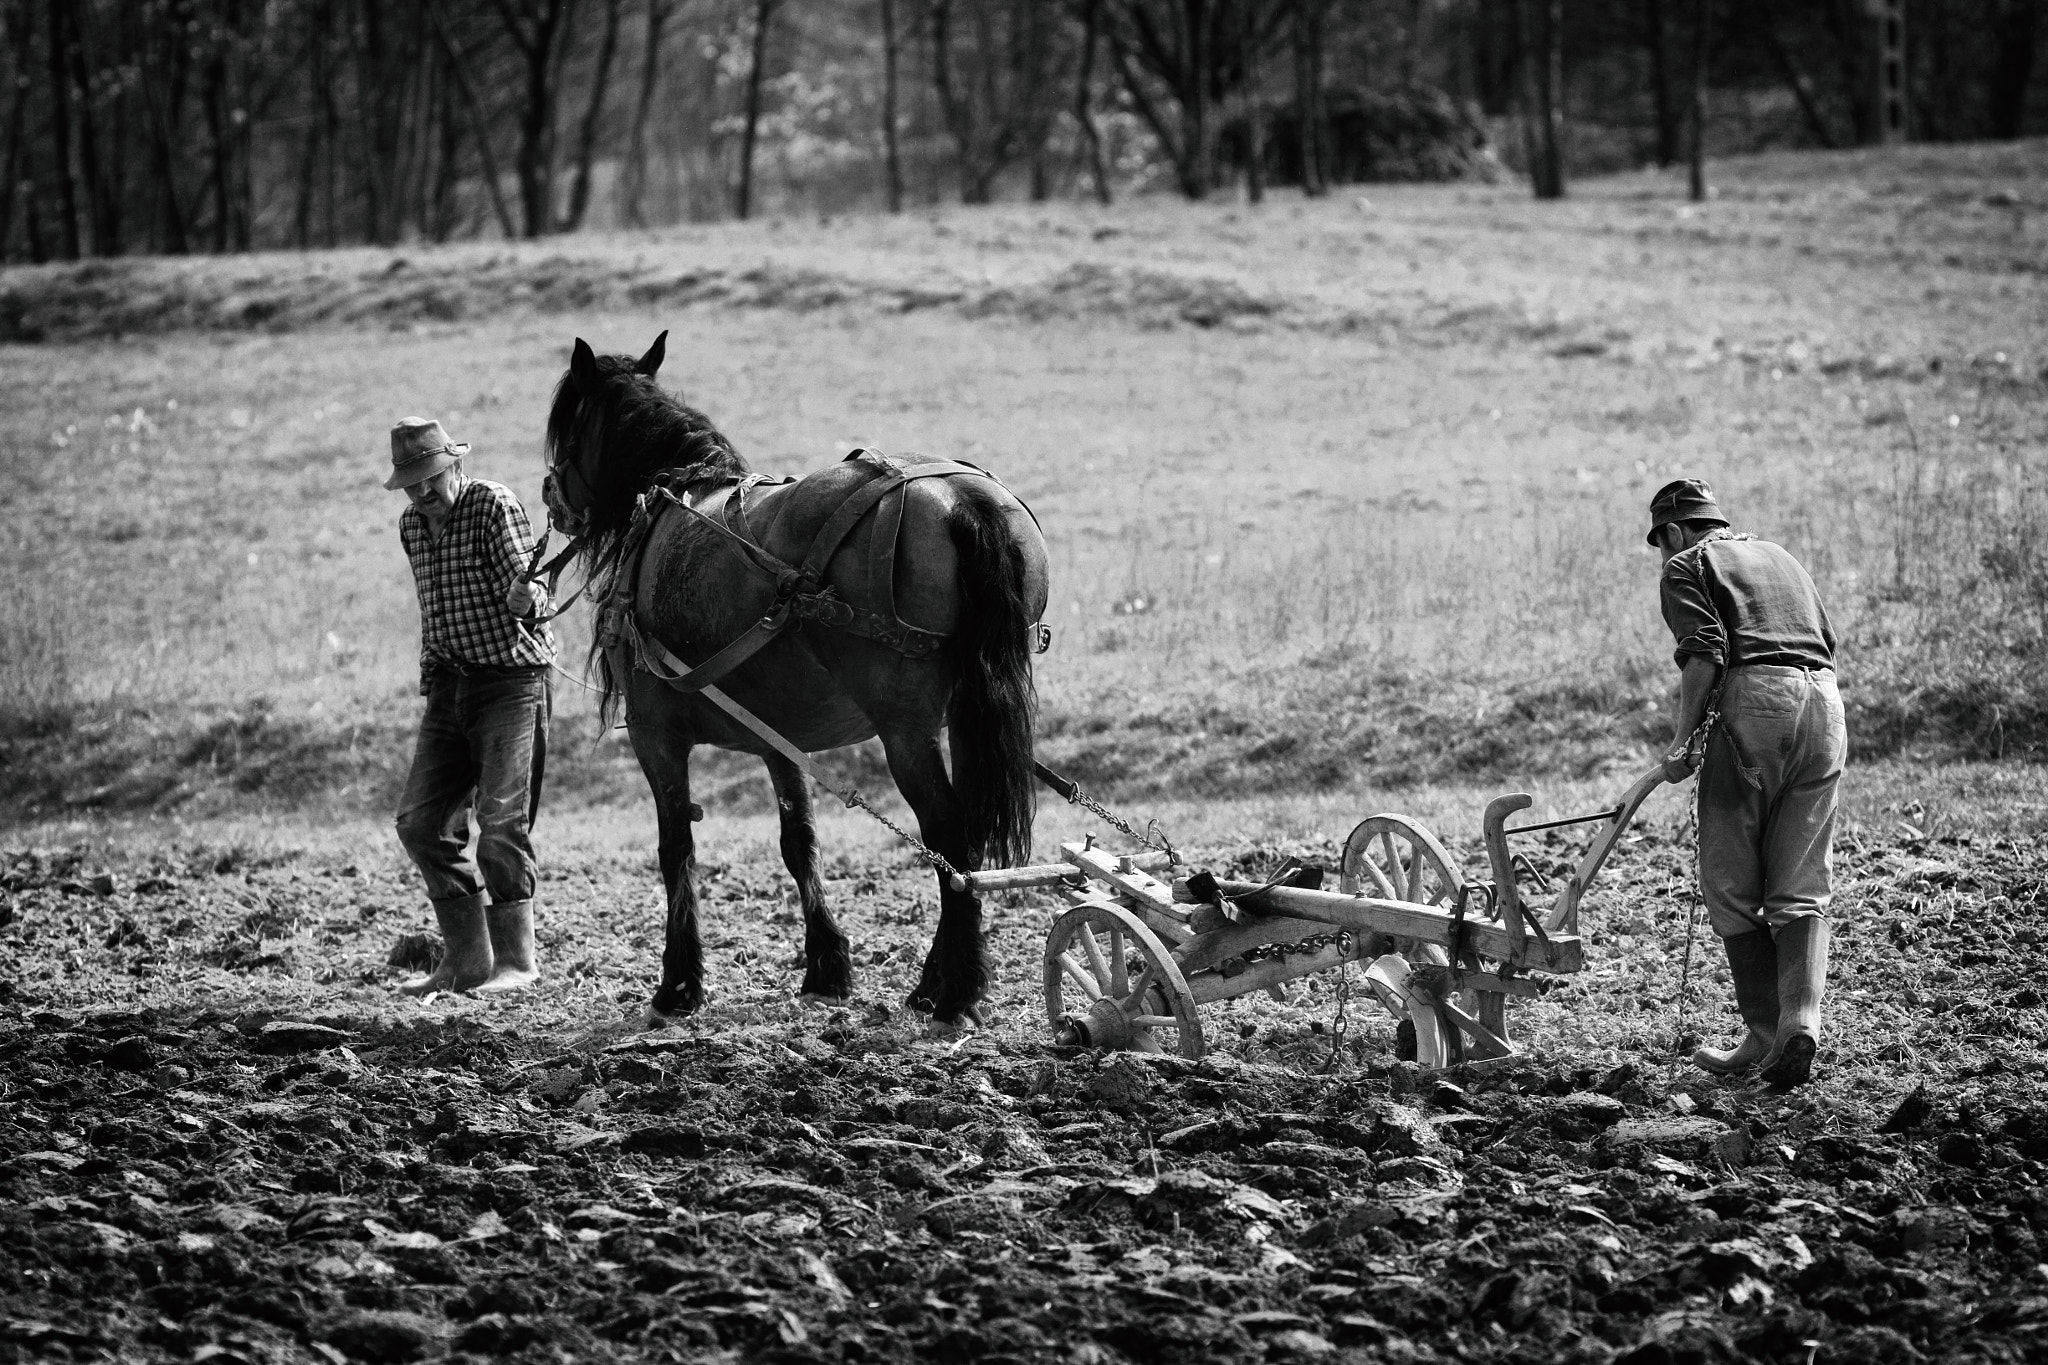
top-left (2, 0), bottom-right (2042, 261)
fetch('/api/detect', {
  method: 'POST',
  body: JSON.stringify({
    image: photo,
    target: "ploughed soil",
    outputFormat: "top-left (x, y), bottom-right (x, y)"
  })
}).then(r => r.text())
top-left (3, 813), bottom-right (2046, 1365)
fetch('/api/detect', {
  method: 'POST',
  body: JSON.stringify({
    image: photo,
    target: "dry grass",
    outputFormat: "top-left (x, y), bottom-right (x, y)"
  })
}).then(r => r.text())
top-left (3, 142), bottom-right (2047, 825)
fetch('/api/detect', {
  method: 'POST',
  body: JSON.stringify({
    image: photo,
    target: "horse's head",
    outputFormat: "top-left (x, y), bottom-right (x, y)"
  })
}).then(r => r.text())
top-left (542, 331), bottom-right (669, 537)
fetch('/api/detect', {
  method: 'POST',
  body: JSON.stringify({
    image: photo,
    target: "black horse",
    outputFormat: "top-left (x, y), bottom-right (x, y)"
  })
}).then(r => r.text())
top-left (542, 333), bottom-right (1050, 1029)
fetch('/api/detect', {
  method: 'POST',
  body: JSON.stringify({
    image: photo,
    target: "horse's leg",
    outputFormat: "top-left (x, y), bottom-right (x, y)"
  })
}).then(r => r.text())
top-left (879, 730), bottom-right (986, 1028)
top-left (630, 722), bottom-right (704, 1025)
top-left (763, 754), bottom-right (853, 1001)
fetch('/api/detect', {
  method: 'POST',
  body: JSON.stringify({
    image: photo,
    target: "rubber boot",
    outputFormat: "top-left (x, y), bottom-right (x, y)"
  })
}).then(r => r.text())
top-left (1692, 930), bottom-right (1779, 1074)
top-left (1759, 916), bottom-right (1830, 1088)
top-left (400, 893), bottom-right (493, 995)
top-left (476, 900), bottom-right (540, 994)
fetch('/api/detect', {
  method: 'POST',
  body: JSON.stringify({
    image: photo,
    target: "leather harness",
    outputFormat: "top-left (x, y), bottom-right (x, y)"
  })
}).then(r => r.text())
top-left (599, 448), bottom-right (1024, 696)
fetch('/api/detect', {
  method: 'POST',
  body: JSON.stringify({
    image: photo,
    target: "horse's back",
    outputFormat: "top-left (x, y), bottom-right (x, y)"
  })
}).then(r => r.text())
top-left (632, 452), bottom-right (1045, 746)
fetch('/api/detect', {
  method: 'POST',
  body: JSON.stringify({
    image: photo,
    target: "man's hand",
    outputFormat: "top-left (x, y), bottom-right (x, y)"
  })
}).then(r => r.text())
top-left (506, 577), bottom-right (538, 617)
top-left (1662, 748), bottom-right (1700, 784)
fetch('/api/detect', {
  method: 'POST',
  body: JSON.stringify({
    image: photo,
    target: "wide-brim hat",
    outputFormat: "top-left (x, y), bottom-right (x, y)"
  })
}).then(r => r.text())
top-left (385, 416), bottom-right (471, 490)
top-left (1646, 478), bottom-right (1728, 545)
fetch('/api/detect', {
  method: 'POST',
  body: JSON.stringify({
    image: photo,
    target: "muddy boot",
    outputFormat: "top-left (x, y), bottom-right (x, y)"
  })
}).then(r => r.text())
top-left (1691, 930), bottom-right (1778, 1074)
top-left (399, 893), bottom-right (493, 995)
top-left (1759, 917), bottom-right (1830, 1088)
top-left (477, 900), bottom-right (539, 994)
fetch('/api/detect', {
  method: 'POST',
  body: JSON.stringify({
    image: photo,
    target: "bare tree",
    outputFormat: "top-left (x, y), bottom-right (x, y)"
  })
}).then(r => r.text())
top-left (1292, 0), bottom-right (1323, 195)
top-left (1, 0), bottom-right (33, 257)
top-left (1515, 0), bottom-right (1564, 199)
top-left (880, 0), bottom-right (905, 210)
top-left (1102, 0), bottom-right (1284, 201)
top-left (431, 1), bottom-right (519, 238)
top-left (1074, 0), bottom-right (1111, 204)
top-left (495, 0), bottom-right (578, 237)
top-left (1238, 0), bottom-right (1261, 203)
top-left (618, 0), bottom-right (670, 227)
top-left (735, 0), bottom-right (776, 220)
top-left (562, 0), bottom-right (622, 229)
top-left (1688, 0), bottom-right (1708, 201)
top-left (1989, 0), bottom-right (2042, 139)
top-left (929, 0), bottom-right (1061, 205)
top-left (1642, 0), bottom-right (1676, 166)
top-left (44, 0), bottom-right (80, 256)
top-left (1766, 21), bottom-right (1836, 148)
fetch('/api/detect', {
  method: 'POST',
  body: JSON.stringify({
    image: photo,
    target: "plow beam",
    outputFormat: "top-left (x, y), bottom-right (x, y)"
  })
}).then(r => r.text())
top-left (1173, 878), bottom-right (1584, 975)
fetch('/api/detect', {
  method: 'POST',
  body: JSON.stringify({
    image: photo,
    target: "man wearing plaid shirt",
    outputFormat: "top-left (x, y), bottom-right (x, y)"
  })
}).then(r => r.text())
top-left (385, 416), bottom-right (557, 996)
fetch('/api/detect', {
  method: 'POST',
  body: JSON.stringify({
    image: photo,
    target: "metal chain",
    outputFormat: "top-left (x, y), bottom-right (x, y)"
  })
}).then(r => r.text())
top-left (1674, 769), bottom-right (1705, 1058)
top-left (845, 790), bottom-right (965, 883)
top-left (1054, 778), bottom-right (1180, 862)
top-left (1322, 960), bottom-right (1353, 1074)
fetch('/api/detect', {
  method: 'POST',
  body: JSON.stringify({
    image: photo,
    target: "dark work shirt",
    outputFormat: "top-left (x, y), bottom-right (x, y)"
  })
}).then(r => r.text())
top-left (1660, 530), bottom-right (1836, 672)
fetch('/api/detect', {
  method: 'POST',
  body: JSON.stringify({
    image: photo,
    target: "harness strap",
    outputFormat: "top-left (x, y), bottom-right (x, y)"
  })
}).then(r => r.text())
top-left (633, 604), bottom-right (793, 695)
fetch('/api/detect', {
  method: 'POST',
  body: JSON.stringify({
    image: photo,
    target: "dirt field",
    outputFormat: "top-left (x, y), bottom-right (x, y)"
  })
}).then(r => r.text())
top-left (4, 784), bottom-right (2048, 1364)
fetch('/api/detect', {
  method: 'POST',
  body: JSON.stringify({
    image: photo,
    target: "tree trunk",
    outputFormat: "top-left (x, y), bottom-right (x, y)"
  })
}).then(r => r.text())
top-left (44, 0), bottom-right (79, 257)
top-left (1767, 20), bottom-right (1835, 148)
top-left (201, 5), bottom-right (232, 251)
top-left (1075, 0), bottom-right (1111, 204)
top-left (735, 0), bottom-right (775, 220)
top-left (880, 0), bottom-right (904, 211)
top-left (431, 2), bottom-right (519, 239)
top-left (1180, 0), bottom-right (1212, 199)
top-left (140, 0), bottom-right (191, 255)
top-left (497, 0), bottom-right (574, 237)
top-left (296, 0), bottom-right (328, 248)
top-left (1822, 0), bottom-right (1875, 145)
top-left (563, 0), bottom-right (623, 230)
top-left (621, 0), bottom-right (670, 227)
top-left (429, 39), bottom-right (460, 240)
top-left (1240, 0), bottom-right (1262, 204)
top-left (1989, 0), bottom-right (2042, 139)
top-left (1515, 0), bottom-right (1564, 199)
top-left (1293, 0), bottom-right (1324, 195)
top-left (1688, 0), bottom-right (1708, 202)
top-left (1643, 0), bottom-right (1676, 166)
top-left (1, 0), bottom-right (32, 259)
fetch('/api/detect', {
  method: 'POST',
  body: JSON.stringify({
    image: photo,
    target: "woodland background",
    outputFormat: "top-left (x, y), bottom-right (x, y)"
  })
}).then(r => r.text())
top-left (4, 0), bottom-right (2048, 261)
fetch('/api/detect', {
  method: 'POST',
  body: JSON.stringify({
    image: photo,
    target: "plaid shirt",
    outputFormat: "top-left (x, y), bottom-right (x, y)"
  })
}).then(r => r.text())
top-left (400, 479), bottom-right (557, 693)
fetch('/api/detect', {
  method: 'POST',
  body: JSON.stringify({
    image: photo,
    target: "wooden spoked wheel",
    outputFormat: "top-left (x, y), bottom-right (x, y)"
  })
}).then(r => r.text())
top-left (1341, 814), bottom-right (1467, 1030)
top-left (1339, 814), bottom-right (1463, 909)
top-left (1044, 901), bottom-right (1204, 1060)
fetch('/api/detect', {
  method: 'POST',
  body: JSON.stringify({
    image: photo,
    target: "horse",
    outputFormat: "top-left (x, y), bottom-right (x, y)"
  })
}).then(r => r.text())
top-left (541, 332), bottom-right (1050, 1029)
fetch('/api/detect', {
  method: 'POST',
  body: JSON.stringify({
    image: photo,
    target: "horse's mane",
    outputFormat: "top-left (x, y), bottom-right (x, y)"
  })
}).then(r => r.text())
top-left (544, 345), bottom-right (750, 722)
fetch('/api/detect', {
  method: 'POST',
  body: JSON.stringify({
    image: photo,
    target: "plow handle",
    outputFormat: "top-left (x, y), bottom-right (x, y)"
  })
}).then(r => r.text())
top-left (1483, 792), bottom-right (1533, 959)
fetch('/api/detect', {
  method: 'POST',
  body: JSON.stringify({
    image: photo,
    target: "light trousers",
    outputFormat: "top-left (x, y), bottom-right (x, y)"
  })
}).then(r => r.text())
top-left (1698, 666), bottom-right (1846, 939)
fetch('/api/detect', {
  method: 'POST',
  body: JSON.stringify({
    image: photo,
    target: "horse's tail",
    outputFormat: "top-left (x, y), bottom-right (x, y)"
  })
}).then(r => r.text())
top-left (946, 490), bottom-right (1040, 871)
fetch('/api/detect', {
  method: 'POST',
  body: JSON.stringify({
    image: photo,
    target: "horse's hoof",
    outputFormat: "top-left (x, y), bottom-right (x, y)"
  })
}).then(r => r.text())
top-left (640, 1005), bottom-right (674, 1031)
top-left (921, 1004), bottom-right (985, 1037)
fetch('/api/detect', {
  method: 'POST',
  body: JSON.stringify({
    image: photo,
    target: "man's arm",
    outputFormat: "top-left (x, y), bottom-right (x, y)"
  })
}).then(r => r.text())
top-left (1665, 655), bottom-right (1720, 780)
top-left (485, 491), bottom-right (551, 619)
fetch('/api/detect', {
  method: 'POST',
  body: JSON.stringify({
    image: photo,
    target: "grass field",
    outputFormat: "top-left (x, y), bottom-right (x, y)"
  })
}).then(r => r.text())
top-left (3, 139), bottom-right (2048, 826)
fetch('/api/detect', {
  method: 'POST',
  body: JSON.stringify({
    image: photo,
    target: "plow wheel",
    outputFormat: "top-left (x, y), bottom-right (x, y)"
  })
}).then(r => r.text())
top-left (1045, 901), bottom-right (1204, 1060)
top-left (1339, 814), bottom-right (1465, 963)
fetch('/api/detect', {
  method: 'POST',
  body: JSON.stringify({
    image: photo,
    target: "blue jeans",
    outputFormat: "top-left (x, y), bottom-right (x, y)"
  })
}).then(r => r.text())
top-left (395, 668), bottom-right (550, 904)
top-left (1699, 666), bottom-right (1846, 938)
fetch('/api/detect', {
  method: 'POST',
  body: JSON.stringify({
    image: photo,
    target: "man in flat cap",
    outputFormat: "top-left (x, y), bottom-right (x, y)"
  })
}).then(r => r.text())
top-left (1650, 479), bottom-right (1844, 1088)
top-left (385, 416), bottom-right (556, 996)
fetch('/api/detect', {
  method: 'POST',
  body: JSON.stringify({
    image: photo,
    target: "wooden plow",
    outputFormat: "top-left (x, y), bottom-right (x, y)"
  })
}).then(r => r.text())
top-left (956, 763), bottom-right (1671, 1067)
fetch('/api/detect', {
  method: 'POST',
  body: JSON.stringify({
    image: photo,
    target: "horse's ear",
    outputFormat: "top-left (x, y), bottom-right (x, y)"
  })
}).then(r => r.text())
top-left (570, 337), bottom-right (599, 387)
top-left (637, 330), bottom-right (667, 378)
